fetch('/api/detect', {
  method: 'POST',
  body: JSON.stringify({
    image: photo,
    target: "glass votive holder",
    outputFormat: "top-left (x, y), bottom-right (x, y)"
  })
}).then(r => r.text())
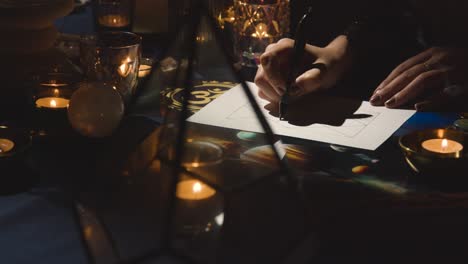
top-left (182, 141), bottom-right (224, 169)
top-left (174, 174), bottom-right (224, 236)
top-left (399, 128), bottom-right (467, 190)
top-left (94, 0), bottom-right (133, 31)
top-left (171, 171), bottom-right (224, 263)
top-left (233, 0), bottom-right (290, 67)
top-left (80, 31), bottom-right (141, 104)
top-left (32, 72), bottom-right (81, 137)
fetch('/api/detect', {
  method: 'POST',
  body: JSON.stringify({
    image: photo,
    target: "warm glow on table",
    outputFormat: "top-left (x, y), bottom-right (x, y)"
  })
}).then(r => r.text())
top-left (176, 180), bottom-right (216, 200)
top-left (36, 97), bottom-right (70, 109)
top-left (422, 138), bottom-right (464, 154)
top-left (0, 138), bottom-right (14, 153)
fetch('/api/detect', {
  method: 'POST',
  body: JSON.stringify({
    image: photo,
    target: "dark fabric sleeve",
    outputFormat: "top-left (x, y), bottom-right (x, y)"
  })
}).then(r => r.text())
top-left (291, 0), bottom-right (423, 99)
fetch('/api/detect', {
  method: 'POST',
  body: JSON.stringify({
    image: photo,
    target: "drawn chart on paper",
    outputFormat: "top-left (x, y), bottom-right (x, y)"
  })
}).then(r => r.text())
top-left (188, 83), bottom-right (415, 150)
top-left (226, 103), bottom-right (381, 139)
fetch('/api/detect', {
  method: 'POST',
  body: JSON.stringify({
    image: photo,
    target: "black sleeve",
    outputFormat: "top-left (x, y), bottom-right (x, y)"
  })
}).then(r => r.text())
top-left (291, 0), bottom-right (423, 98)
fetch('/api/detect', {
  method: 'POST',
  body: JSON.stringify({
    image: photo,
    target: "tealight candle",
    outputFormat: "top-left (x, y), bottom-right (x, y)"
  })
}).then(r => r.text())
top-left (36, 97), bottom-right (70, 109)
top-left (422, 138), bottom-right (464, 155)
top-left (176, 180), bottom-right (216, 200)
top-left (0, 138), bottom-right (14, 153)
top-left (98, 15), bottom-right (130, 28)
top-left (138, 64), bottom-right (152, 78)
top-left (174, 178), bottom-right (221, 235)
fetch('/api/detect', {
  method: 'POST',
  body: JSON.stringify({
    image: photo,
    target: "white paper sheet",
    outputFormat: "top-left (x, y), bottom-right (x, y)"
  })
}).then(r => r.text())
top-left (188, 82), bottom-right (415, 150)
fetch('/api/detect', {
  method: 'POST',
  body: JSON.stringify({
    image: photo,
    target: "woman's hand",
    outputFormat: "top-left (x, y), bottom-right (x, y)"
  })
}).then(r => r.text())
top-left (254, 36), bottom-right (352, 103)
top-left (370, 47), bottom-right (468, 110)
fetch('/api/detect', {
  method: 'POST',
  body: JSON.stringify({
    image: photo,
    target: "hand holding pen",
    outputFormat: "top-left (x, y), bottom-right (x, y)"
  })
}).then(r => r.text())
top-left (279, 6), bottom-right (313, 120)
top-left (255, 9), bottom-right (353, 111)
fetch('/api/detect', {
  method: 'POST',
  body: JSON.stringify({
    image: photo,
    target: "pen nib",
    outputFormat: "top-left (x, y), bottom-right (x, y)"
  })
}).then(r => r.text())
top-left (279, 95), bottom-right (289, 121)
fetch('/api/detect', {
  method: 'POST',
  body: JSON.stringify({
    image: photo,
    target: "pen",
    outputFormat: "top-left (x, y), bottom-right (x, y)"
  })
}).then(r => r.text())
top-left (279, 6), bottom-right (313, 120)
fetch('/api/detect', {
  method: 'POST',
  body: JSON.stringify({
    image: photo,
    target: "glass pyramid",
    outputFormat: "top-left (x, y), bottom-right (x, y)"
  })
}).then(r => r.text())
top-left (78, 3), bottom-right (308, 264)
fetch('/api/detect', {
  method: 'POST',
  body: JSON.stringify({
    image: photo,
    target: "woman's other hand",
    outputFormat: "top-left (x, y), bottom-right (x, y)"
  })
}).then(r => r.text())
top-left (370, 47), bottom-right (468, 110)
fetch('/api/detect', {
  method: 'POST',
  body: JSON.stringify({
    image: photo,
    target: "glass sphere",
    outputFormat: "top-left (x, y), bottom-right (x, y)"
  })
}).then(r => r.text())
top-left (68, 82), bottom-right (124, 138)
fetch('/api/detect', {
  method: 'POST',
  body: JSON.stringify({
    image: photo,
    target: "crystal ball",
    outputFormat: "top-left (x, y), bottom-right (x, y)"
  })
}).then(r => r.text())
top-left (68, 82), bottom-right (124, 138)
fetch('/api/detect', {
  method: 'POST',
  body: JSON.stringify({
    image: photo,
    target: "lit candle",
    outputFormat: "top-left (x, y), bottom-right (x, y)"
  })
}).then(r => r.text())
top-left (0, 138), bottom-right (14, 153)
top-left (98, 15), bottom-right (130, 28)
top-left (36, 97), bottom-right (70, 109)
top-left (251, 23), bottom-right (270, 39)
top-left (138, 64), bottom-right (152, 78)
top-left (176, 180), bottom-right (216, 200)
top-left (118, 57), bottom-right (133, 77)
top-left (422, 138), bottom-right (464, 155)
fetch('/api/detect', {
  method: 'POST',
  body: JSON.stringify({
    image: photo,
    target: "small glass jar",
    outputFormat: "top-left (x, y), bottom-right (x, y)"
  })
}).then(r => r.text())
top-left (80, 31), bottom-right (142, 104)
top-left (232, 0), bottom-right (290, 67)
top-left (94, 0), bottom-right (133, 31)
top-left (31, 72), bottom-right (81, 137)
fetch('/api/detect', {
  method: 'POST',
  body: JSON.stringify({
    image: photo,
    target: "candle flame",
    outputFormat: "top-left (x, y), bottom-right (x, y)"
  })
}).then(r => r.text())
top-left (193, 182), bottom-right (202, 193)
top-left (118, 61), bottom-right (131, 77)
top-left (50, 99), bottom-right (57, 108)
top-left (442, 138), bottom-right (448, 149)
top-left (119, 64), bottom-right (128, 73)
top-left (251, 23), bottom-right (270, 39)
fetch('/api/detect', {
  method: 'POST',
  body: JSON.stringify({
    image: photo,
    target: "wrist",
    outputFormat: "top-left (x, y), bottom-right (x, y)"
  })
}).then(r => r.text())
top-left (325, 35), bottom-right (353, 71)
top-left (326, 35), bottom-right (351, 59)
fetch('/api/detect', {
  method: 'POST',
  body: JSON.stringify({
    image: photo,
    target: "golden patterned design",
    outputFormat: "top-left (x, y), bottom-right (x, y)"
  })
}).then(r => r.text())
top-left (162, 81), bottom-right (238, 113)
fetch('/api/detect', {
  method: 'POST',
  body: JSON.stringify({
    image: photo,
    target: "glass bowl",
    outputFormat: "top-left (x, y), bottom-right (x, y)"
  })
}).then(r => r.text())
top-left (399, 128), bottom-right (468, 190)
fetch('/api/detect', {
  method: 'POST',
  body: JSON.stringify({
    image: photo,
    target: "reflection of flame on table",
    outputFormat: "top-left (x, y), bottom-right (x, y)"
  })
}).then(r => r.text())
top-left (241, 144), bottom-right (321, 171)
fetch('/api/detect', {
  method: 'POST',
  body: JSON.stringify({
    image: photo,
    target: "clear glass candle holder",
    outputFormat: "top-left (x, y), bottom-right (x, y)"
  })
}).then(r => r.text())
top-left (80, 31), bottom-right (142, 104)
top-left (32, 72), bottom-right (81, 137)
top-left (399, 128), bottom-right (468, 191)
top-left (233, 0), bottom-right (290, 67)
top-left (95, 0), bottom-right (133, 30)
